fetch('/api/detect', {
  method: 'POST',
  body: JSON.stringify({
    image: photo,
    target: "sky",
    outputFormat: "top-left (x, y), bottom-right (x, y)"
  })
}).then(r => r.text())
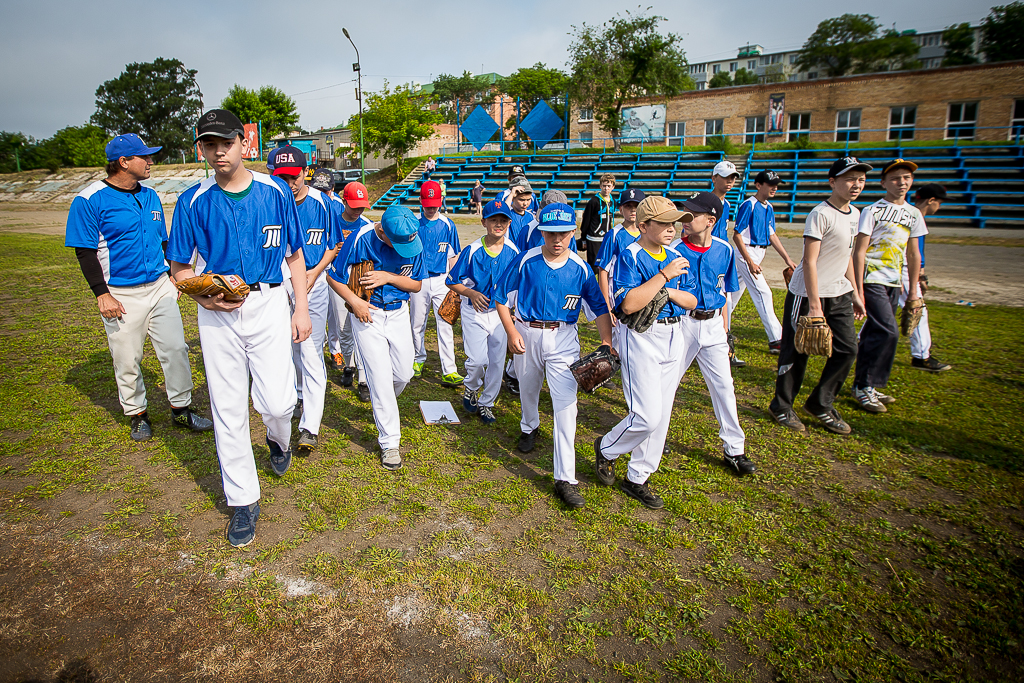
top-left (0, 0), bottom-right (993, 140)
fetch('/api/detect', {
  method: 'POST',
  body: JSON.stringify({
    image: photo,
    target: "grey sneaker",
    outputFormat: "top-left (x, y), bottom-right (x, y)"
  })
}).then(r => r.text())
top-left (297, 429), bottom-right (317, 455)
top-left (381, 448), bottom-right (402, 471)
top-left (227, 502), bottom-right (260, 548)
top-left (809, 407), bottom-right (852, 435)
top-left (874, 389), bottom-right (896, 405)
top-left (267, 437), bottom-right (292, 476)
top-left (772, 408), bottom-right (806, 432)
top-left (130, 412), bottom-right (152, 442)
top-left (853, 386), bottom-right (886, 413)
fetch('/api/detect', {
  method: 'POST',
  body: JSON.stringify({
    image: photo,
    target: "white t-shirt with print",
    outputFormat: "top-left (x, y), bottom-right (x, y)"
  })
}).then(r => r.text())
top-left (858, 198), bottom-right (927, 287)
top-left (789, 200), bottom-right (860, 298)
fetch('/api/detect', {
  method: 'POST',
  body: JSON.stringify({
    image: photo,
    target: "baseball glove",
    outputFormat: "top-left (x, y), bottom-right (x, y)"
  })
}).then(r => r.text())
top-left (438, 289), bottom-right (461, 326)
top-left (615, 287), bottom-right (669, 334)
top-left (794, 316), bottom-right (833, 357)
top-left (901, 299), bottom-right (925, 336)
top-left (783, 266), bottom-right (795, 287)
top-left (347, 260), bottom-right (374, 301)
top-left (570, 344), bottom-right (621, 393)
top-left (176, 273), bottom-right (249, 302)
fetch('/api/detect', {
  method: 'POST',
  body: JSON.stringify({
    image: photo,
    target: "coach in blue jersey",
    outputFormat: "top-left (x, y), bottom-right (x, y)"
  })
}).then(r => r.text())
top-left (65, 134), bottom-right (212, 442)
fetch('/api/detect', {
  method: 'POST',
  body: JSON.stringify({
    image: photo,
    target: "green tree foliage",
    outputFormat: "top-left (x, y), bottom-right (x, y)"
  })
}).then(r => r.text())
top-left (708, 71), bottom-right (733, 88)
top-left (349, 81), bottom-right (440, 179)
top-left (46, 124), bottom-right (110, 168)
top-left (220, 85), bottom-right (300, 149)
top-left (568, 10), bottom-right (693, 151)
top-left (0, 132), bottom-right (30, 173)
top-left (90, 57), bottom-right (201, 161)
top-left (795, 14), bottom-right (920, 77)
top-left (499, 63), bottom-right (570, 144)
top-left (431, 71), bottom-right (492, 124)
top-left (981, 2), bottom-right (1024, 62)
top-left (732, 68), bottom-right (759, 86)
top-left (762, 64), bottom-right (787, 83)
top-left (942, 23), bottom-right (980, 66)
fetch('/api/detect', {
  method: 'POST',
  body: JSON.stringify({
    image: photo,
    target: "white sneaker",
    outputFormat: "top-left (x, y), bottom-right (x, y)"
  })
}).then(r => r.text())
top-left (853, 386), bottom-right (886, 413)
top-left (873, 389), bottom-right (896, 405)
top-left (381, 448), bottom-right (402, 470)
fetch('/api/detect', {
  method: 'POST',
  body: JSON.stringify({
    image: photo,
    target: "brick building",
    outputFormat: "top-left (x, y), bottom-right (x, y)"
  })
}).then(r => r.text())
top-left (571, 62), bottom-right (1024, 147)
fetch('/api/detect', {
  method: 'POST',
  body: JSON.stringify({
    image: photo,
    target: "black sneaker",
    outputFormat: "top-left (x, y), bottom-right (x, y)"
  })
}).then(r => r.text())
top-left (730, 355), bottom-right (747, 368)
top-left (172, 407), bottom-right (214, 432)
top-left (267, 437), bottom-right (292, 476)
top-left (342, 367), bottom-right (355, 387)
top-left (768, 341), bottom-right (782, 355)
top-left (227, 502), bottom-right (260, 548)
top-left (912, 356), bottom-right (952, 373)
top-left (504, 372), bottom-right (520, 396)
top-left (297, 429), bottom-right (317, 455)
top-left (772, 408), bottom-right (806, 433)
top-left (517, 428), bottom-right (538, 453)
top-left (292, 399), bottom-right (303, 419)
top-left (619, 478), bottom-right (664, 509)
top-left (554, 480), bottom-right (585, 509)
top-left (357, 383), bottom-right (370, 403)
top-left (594, 436), bottom-right (615, 486)
top-left (723, 452), bottom-right (757, 475)
top-left (808, 407), bottom-right (852, 435)
top-left (130, 412), bottom-right (152, 442)
top-left (728, 333), bottom-right (747, 367)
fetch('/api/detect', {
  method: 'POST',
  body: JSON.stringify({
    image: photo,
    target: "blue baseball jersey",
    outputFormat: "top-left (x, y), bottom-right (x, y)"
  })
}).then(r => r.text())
top-left (328, 223), bottom-right (427, 308)
top-left (595, 223), bottom-right (641, 273)
top-left (498, 188), bottom-right (540, 214)
top-left (445, 237), bottom-right (521, 309)
top-left (167, 173), bottom-right (303, 283)
top-left (494, 248), bottom-right (607, 323)
top-left (611, 243), bottom-right (696, 320)
top-left (65, 181), bottom-right (169, 287)
top-left (296, 188), bottom-right (335, 269)
top-left (734, 197), bottom-right (776, 247)
top-left (516, 220), bottom-right (579, 253)
top-left (509, 211), bottom-right (535, 248)
top-left (330, 198), bottom-right (373, 248)
top-left (416, 212), bottom-right (461, 275)
top-left (712, 197), bottom-right (731, 242)
top-left (676, 236), bottom-right (739, 310)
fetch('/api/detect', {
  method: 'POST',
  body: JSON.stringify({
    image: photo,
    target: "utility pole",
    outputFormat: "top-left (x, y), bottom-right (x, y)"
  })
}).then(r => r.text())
top-left (343, 28), bottom-right (365, 185)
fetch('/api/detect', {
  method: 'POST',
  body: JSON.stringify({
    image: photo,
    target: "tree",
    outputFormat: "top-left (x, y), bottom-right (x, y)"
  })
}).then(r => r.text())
top-left (91, 57), bottom-right (202, 161)
top-left (0, 132), bottom-right (30, 174)
top-left (349, 81), bottom-right (441, 179)
top-left (568, 10), bottom-right (693, 151)
top-left (431, 71), bottom-right (492, 124)
top-left (708, 71), bottom-right (733, 88)
top-left (499, 63), bottom-right (570, 144)
top-left (795, 14), bottom-right (919, 77)
top-left (45, 124), bottom-right (109, 168)
top-left (221, 85), bottom-right (300, 149)
top-left (732, 68), bottom-right (759, 86)
top-left (762, 64), bottom-right (787, 83)
top-left (942, 23), bottom-right (980, 66)
top-left (981, 2), bottom-right (1024, 62)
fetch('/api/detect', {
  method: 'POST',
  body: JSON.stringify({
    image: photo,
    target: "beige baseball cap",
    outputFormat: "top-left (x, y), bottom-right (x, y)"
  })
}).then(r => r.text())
top-left (637, 195), bottom-right (693, 224)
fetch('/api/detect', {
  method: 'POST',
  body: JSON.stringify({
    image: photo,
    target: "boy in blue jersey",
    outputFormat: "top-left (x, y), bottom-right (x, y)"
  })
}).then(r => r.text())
top-left (595, 187), bottom-right (645, 334)
top-left (167, 109), bottom-right (312, 548)
top-left (728, 170), bottom-right (798, 354)
top-left (270, 146), bottom-right (337, 455)
top-left (495, 203), bottom-right (614, 509)
top-left (65, 133), bottom-right (213, 442)
top-left (709, 161), bottom-right (747, 367)
top-left (594, 196), bottom-right (698, 508)
top-left (507, 179), bottom-right (536, 248)
top-left (676, 192), bottom-right (756, 475)
top-left (328, 206), bottom-right (426, 471)
top-left (446, 199), bottom-right (520, 424)
top-left (411, 180), bottom-right (462, 385)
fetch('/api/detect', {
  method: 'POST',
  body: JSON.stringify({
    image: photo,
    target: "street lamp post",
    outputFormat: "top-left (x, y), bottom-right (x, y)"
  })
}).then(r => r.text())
top-left (342, 27), bottom-right (365, 185)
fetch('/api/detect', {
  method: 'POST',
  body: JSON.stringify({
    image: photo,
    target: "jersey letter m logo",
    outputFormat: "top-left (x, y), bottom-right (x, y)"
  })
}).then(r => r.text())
top-left (306, 228), bottom-right (325, 246)
top-left (437, 242), bottom-right (449, 253)
top-left (562, 295), bottom-right (581, 311)
top-left (400, 264), bottom-right (414, 277)
top-left (151, 211), bottom-right (162, 221)
top-left (262, 225), bottom-right (282, 248)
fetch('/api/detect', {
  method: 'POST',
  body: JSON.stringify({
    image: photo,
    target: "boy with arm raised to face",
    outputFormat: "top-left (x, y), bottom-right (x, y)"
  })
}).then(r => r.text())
top-left (594, 187), bottom-right (646, 338)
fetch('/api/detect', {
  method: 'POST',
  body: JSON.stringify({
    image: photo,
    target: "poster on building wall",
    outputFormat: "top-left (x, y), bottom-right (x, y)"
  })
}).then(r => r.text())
top-left (243, 124), bottom-right (260, 160)
top-left (768, 93), bottom-right (785, 135)
top-left (620, 104), bottom-right (666, 142)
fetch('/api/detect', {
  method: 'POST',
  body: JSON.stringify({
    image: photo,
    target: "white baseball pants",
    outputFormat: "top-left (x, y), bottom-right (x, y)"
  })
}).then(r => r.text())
top-left (899, 278), bottom-right (931, 360)
top-left (288, 274), bottom-right (329, 435)
top-left (461, 304), bottom-right (507, 408)
top-left (600, 320), bottom-right (685, 484)
top-left (327, 285), bottom-right (362, 378)
top-left (198, 285), bottom-right (296, 508)
top-left (352, 302), bottom-right (414, 450)
top-left (103, 273), bottom-right (193, 415)
top-left (513, 321), bottom-right (581, 484)
top-left (728, 246), bottom-right (783, 343)
top-left (679, 315), bottom-right (746, 456)
top-left (411, 274), bottom-right (458, 375)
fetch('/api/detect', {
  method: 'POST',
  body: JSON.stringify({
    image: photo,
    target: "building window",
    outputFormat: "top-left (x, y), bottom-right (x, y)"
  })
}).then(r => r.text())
top-left (578, 107), bottom-right (593, 122)
top-left (808, 71), bottom-right (818, 79)
top-left (745, 116), bottom-right (766, 144)
top-left (730, 62), bottom-right (737, 72)
top-left (667, 121), bottom-right (685, 146)
top-left (748, 60), bottom-right (757, 70)
top-left (704, 119), bottom-right (724, 143)
top-left (889, 106), bottom-right (917, 140)
top-left (788, 113), bottom-right (811, 141)
top-left (836, 109), bottom-right (861, 142)
top-left (579, 131), bottom-right (593, 144)
top-left (697, 82), bottom-right (706, 91)
top-left (947, 102), bottom-right (978, 139)
top-left (712, 64), bottom-right (721, 74)
top-left (789, 54), bottom-right (798, 64)
top-left (1012, 99), bottom-right (1024, 140)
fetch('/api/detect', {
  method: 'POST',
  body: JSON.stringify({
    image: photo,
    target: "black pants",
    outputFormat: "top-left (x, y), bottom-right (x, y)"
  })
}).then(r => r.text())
top-left (854, 283), bottom-right (900, 389)
top-left (770, 291), bottom-right (858, 415)
top-left (583, 238), bottom-right (602, 271)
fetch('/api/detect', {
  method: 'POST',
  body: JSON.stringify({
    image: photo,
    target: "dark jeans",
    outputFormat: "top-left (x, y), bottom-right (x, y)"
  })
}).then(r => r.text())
top-left (854, 283), bottom-right (900, 389)
top-left (770, 291), bottom-right (858, 414)
top-left (584, 238), bottom-right (602, 271)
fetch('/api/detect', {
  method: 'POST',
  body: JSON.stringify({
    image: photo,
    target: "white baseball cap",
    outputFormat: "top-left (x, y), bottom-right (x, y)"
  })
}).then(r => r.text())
top-left (712, 160), bottom-right (741, 178)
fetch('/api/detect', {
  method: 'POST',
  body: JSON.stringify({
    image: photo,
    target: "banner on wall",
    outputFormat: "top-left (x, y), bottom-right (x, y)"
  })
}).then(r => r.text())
top-left (768, 93), bottom-right (785, 135)
top-left (242, 123), bottom-right (259, 159)
top-left (620, 104), bottom-right (666, 142)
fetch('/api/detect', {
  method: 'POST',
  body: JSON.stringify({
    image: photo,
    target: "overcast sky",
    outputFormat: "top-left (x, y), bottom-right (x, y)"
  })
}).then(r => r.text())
top-left (0, 0), bottom-right (992, 140)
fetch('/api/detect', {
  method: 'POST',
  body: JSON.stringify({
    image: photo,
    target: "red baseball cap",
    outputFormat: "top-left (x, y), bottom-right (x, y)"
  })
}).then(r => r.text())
top-left (343, 181), bottom-right (370, 208)
top-left (420, 180), bottom-right (443, 208)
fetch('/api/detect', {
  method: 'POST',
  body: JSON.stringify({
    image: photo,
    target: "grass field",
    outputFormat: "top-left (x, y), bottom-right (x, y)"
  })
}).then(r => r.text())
top-left (1, 233), bottom-right (1022, 682)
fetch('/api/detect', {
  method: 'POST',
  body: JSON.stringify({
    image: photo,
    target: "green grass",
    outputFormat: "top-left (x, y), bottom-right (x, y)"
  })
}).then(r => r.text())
top-left (1, 232), bottom-right (1023, 681)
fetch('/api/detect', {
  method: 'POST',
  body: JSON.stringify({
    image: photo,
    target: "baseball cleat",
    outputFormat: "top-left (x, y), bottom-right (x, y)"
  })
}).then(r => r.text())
top-left (594, 436), bottom-right (615, 486)
top-left (723, 452), bottom-right (757, 476)
top-left (173, 407), bottom-right (213, 432)
top-left (412, 362), bottom-right (424, 377)
top-left (357, 383), bottom-right (370, 403)
top-left (772, 408), bottom-right (806, 433)
top-left (554, 480), bottom-right (586, 509)
top-left (462, 387), bottom-right (479, 414)
top-left (341, 367), bottom-right (355, 387)
top-left (730, 355), bottom-right (747, 368)
top-left (517, 428), bottom-right (539, 453)
top-left (441, 372), bottom-right (465, 387)
top-left (267, 437), bottom-right (292, 476)
top-left (478, 405), bottom-right (497, 424)
top-left (504, 371), bottom-right (520, 396)
top-left (808, 407), bottom-right (852, 435)
top-left (619, 478), bottom-right (664, 509)
top-left (292, 399), bottom-right (303, 420)
top-left (331, 352), bottom-right (345, 369)
top-left (768, 341), bottom-right (782, 355)
top-left (297, 429), bottom-right (317, 455)
top-left (380, 448), bottom-right (403, 471)
top-left (130, 413), bottom-right (153, 442)
top-left (852, 386), bottom-right (886, 413)
top-left (912, 356), bottom-right (952, 372)
top-left (227, 502), bottom-right (260, 548)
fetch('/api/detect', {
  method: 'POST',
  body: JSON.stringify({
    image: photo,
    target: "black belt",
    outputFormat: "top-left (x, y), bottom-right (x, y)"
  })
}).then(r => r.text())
top-left (657, 316), bottom-right (681, 324)
top-left (689, 309), bottom-right (718, 320)
top-left (247, 282), bottom-right (281, 291)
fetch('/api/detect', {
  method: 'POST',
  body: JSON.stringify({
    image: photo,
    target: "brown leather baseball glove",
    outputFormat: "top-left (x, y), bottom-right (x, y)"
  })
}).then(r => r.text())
top-left (794, 316), bottom-right (832, 357)
top-left (176, 273), bottom-right (250, 302)
top-left (901, 299), bottom-right (925, 336)
top-left (570, 345), bottom-right (621, 393)
top-left (347, 260), bottom-right (374, 301)
top-left (783, 266), bottom-right (795, 287)
top-left (438, 289), bottom-right (461, 326)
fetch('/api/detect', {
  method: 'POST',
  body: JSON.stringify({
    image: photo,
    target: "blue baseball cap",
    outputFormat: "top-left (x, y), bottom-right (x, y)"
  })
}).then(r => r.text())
top-left (269, 145), bottom-right (307, 176)
top-left (105, 133), bottom-right (162, 161)
top-left (380, 206), bottom-right (423, 257)
top-left (538, 202), bottom-right (577, 231)
top-left (618, 187), bottom-right (645, 206)
top-left (482, 199), bottom-right (513, 220)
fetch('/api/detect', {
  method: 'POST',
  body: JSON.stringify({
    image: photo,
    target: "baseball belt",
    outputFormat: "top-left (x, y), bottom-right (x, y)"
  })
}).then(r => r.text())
top-left (656, 316), bottom-right (682, 325)
top-left (689, 309), bottom-right (719, 320)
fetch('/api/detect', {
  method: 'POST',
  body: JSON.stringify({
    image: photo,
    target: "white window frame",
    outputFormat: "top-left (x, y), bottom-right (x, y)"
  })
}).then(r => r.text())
top-left (704, 118), bottom-right (724, 144)
top-left (748, 60), bottom-right (757, 70)
top-left (946, 102), bottom-right (978, 140)
top-left (730, 62), bottom-right (737, 72)
top-left (836, 109), bottom-right (861, 142)
top-left (667, 121), bottom-right (686, 146)
top-left (712, 64), bottom-right (721, 74)
top-left (1011, 99), bottom-right (1024, 140)
top-left (578, 107), bottom-right (594, 122)
top-left (745, 116), bottom-right (766, 144)
top-left (888, 106), bottom-right (917, 141)
top-left (788, 112), bottom-right (811, 141)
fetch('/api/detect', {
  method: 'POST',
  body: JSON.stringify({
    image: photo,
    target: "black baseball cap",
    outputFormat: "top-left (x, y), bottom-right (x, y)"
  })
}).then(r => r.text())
top-left (194, 109), bottom-right (245, 143)
top-left (618, 187), bottom-right (646, 206)
top-left (676, 191), bottom-right (723, 219)
top-left (828, 156), bottom-right (874, 178)
top-left (508, 165), bottom-right (526, 180)
top-left (310, 168), bottom-right (334, 191)
top-left (914, 183), bottom-right (948, 201)
top-left (755, 169), bottom-right (784, 185)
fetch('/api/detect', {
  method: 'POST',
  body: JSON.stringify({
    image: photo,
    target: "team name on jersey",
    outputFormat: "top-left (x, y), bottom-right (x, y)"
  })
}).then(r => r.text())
top-left (437, 242), bottom-right (450, 253)
top-left (306, 227), bottom-right (326, 245)
top-left (262, 225), bottom-right (282, 248)
top-left (151, 211), bottom-right (161, 221)
top-left (562, 294), bottom-right (581, 310)
top-left (400, 264), bottom-right (414, 277)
